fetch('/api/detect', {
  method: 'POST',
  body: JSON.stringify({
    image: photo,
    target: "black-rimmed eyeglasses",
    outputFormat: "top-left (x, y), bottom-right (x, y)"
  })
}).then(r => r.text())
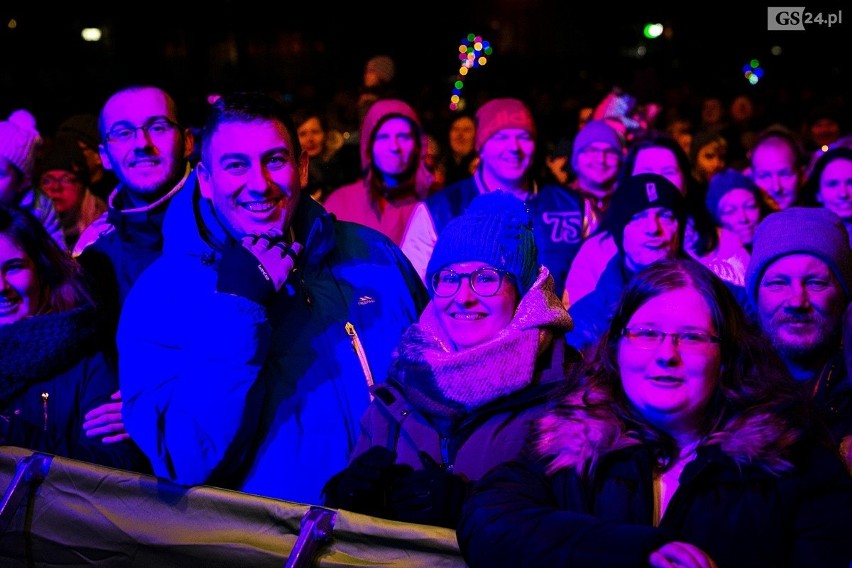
top-left (431, 267), bottom-right (512, 298)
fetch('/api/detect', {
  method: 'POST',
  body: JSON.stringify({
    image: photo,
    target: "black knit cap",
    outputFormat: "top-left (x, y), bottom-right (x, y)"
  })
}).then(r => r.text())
top-left (602, 173), bottom-right (686, 250)
top-left (35, 135), bottom-right (90, 187)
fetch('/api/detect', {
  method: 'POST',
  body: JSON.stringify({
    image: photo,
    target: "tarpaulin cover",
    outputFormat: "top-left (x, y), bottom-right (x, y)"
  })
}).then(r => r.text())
top-left (0, 446), bottom-right (466, 567)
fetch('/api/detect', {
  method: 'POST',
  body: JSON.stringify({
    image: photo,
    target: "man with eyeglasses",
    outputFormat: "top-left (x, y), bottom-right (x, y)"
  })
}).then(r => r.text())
top-left (401, 97), bottom-right (586, 300)
top-left (566, 119), bottom-right (625, 238)
top-left (73, 85), bottom-right (194, 453)
top-left (746, 206), bottom-right (852, 470)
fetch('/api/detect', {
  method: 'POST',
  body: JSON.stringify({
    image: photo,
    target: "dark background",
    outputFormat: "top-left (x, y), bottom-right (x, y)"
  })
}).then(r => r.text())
top-left (1, 2), bottom-right (849, 139)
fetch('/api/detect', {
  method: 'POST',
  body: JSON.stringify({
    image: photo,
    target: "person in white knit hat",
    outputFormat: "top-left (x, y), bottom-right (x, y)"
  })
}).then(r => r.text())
top-left (0, 109), bottom-right (63, 245)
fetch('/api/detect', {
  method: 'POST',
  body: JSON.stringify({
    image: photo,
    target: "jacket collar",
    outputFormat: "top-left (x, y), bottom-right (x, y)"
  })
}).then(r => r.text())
top-left (162, 178), bottom-right (337, 270)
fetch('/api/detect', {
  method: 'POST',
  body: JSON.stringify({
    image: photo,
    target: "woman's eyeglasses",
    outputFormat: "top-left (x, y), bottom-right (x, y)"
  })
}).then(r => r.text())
top-left (621, 327), bottom-right (720, 351)
top-left (431, 267), bottom-right (512, 297)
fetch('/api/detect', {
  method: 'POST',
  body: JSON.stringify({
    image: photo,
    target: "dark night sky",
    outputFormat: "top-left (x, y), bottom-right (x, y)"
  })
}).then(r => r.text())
top-left (1, 2), bottom-right (849, 134)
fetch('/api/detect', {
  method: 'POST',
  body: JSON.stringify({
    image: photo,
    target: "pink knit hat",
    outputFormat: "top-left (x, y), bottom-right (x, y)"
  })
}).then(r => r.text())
top-left (0, 109), bottom-right (42, 182)
top-left (474, 98), bottom-right (536, 152)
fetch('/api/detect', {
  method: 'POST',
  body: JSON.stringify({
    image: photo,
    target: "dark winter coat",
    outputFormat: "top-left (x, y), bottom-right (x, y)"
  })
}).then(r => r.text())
top-left (458, 385), bottom-right (852, 568)
top-left (0, 306), bottom-right (151, 472)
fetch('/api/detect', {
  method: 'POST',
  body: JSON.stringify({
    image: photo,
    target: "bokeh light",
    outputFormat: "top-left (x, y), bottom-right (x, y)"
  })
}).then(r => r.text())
top-left (450, 34), bottom-right (492, 111)
top-left (742, 59), bottom-right (764, 85)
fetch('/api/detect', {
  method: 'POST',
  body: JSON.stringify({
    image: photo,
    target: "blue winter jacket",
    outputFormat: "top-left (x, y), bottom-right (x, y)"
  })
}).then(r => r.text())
top-left (118, 180), bottom-right (428, 505)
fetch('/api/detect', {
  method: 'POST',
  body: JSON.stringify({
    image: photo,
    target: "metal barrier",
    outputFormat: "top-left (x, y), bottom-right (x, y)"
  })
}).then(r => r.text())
top-left (0, 452), bottom-right (51, 535)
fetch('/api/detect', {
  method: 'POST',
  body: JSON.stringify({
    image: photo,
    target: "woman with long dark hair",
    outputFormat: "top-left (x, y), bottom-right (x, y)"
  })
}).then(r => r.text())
top-left (0, 204), bottom-right (149, 472)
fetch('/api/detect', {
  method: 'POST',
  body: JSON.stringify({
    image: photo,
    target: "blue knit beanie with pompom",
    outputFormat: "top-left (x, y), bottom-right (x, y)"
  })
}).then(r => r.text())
top-left (426, 191), bottom-right (538, 296)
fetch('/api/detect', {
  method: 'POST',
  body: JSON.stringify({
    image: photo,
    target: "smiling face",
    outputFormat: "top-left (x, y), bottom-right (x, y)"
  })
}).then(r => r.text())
top-left (750, 139), bottom-right (801, 210)
top-left (197, 119), bottom-right (307, 240)
top-left (99, 86), bottom-right (193, 201)
top-left (756, 253), bottom-right (846, 361)
top-left (617, 287), bottom-right (721, 436)
top-left (816, 157), bottom-right (852, 222)
top-left (0, 233), bottom-right (40, 325)
top-left (717, 188), bottom-right (762, 247)
top-left (432, 260), bottom-right (519, 351)
top-left (574, 142), bottom-right (622, 194)
top-left (479, 128), bottom-right (535, 188)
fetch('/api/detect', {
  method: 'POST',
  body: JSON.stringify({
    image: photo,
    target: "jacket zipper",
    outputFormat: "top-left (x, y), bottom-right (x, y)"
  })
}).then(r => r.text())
top-left (345, 322), bottom-right (374, 401)
top-left (41, 392), bottom-right (49, 431)
top-left (440, 437), bottom-right (454, 472)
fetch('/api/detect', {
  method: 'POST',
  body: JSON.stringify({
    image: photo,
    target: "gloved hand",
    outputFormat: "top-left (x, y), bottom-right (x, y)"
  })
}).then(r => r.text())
top-left (387, 451), bottom-right (470, 528)
top-left (217, 231), bottom-right (302, 304)
top-left (322, 446), bottom-right (412, 518)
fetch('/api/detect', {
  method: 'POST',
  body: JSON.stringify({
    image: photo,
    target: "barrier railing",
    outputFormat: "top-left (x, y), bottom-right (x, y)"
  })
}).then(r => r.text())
top-left (0, 446), bottom-right (466, 567)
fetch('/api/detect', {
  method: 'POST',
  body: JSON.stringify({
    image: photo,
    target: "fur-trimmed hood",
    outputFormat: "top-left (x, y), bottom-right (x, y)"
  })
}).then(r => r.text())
top-left (533, 386), bottom-right (800, 476)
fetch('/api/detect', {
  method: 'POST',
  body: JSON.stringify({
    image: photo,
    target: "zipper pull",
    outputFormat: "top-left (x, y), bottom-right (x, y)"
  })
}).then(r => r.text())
top-left (440, 437), bottom-right (454, 472)
top-left (41, 392), bottom-right (49, 432)
top-left (299, 276), bottom-right (312, 307)
top-left (345, 322), bottom-right (374, 401)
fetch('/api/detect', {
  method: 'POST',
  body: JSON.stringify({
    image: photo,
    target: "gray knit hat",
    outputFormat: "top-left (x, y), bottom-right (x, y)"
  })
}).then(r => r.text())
top-left (570, 119), bottom-right (624, 169)
top-left (745, 206), bottom-right (852, 303)
top-left (426, 191), bottom-right (538, 296)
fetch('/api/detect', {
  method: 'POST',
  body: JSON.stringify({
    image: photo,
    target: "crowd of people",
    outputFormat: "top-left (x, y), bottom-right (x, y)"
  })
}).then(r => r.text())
top-left (1, 50), bottom-right (852, 566)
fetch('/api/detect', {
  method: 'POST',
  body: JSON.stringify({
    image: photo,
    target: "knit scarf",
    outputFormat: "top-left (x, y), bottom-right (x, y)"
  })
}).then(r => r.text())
top-left (388, 268), bottom-right (573, 427)
top-left (0, 306), bottom-right (99, 407)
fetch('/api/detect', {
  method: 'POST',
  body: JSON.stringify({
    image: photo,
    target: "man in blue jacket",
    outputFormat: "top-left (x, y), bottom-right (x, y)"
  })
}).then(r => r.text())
top-left (118, 92), bottom-right (429, 505)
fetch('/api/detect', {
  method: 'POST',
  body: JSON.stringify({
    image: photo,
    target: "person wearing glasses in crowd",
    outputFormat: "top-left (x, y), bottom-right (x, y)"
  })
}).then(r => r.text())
top-left (323, 191), bottom-right (580, 528)
top-left (566, 119), bottom-right (626, 238)
top-left (73, 85), bottom-right (194, 450)
top-left (118, 92), bottom-right (427, 505)
top-left (36, 135), bottom-right (107, 251)
top-left (401, 97), bottom-right (585, 301)
top-left (564, 136), bottom-right (749, 310)
top-left (458, 257), bottom-right (852, 568)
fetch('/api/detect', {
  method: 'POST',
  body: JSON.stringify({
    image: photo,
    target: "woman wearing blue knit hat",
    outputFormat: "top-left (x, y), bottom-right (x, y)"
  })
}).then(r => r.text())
top-left (323, 190), bottom-right (580, 528)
